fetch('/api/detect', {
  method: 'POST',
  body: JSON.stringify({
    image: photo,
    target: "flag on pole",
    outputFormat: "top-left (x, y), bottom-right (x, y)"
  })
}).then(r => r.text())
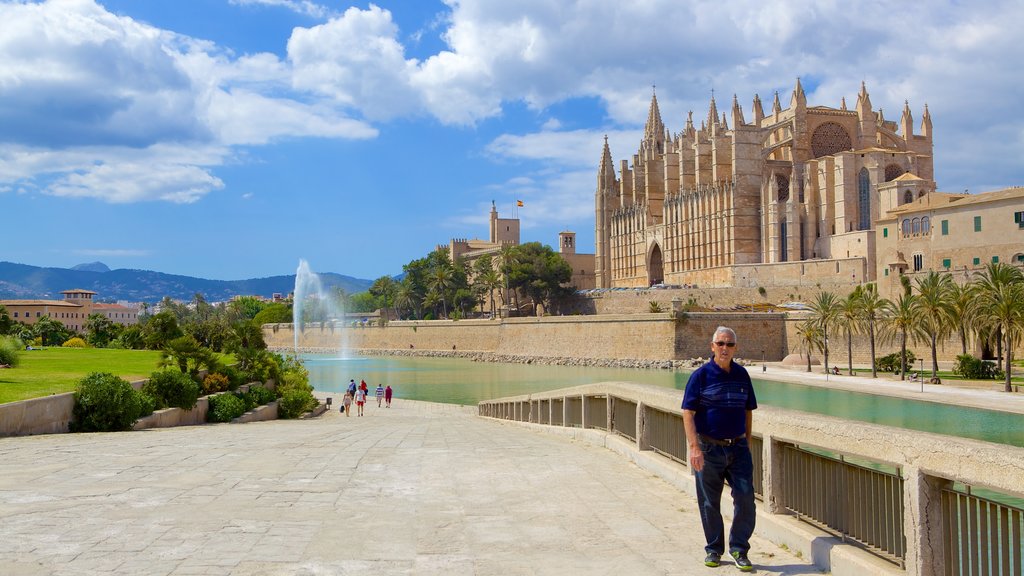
top-left (516, 200), bottom-right (524, 207)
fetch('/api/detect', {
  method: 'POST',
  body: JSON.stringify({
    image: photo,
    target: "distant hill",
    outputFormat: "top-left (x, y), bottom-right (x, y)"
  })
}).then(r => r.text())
top-left (0, 261), bottom-right (374, 303)
top-left (70, 261), bottom-right (111, 273)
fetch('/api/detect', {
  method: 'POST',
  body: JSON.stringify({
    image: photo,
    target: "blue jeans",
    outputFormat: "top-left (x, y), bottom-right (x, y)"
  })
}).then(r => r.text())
top-left (694, 438), bottom-right (756, 555)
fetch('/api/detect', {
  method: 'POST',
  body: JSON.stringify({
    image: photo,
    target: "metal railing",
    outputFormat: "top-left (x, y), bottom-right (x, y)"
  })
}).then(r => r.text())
top-left (584, 395), bottom-right (607, 430)
top-left (565, 397), bottom-right (582, 428)
top-left (645, 407), bottom-right (686, 463)
top-left (780, 442), bottom-right (905, 564)
top-left (538, 399), bottom-right (550, 425)
top-left (942, 485), bottom-right (1024, 576)
top-left (610, 396), bottom-right (637, 441)
top-left (551, 398), bottom-right (564, 426)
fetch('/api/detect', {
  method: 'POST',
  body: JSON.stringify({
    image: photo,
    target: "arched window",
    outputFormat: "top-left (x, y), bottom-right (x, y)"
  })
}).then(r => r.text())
top-left (776, 173), bottom-right (790, 202)
top-left (902, 219), bottom-right (911, 235)
top-left (885, 164), bottom-right (905, 181)
top-left (921, 216), bottom-right (930, 234)
top-left (903, 190), bottom-right (914, 204)
top-left (858, 168), bottom-right (871, 230)
top-left (912, 218), bottom-right (920, 235)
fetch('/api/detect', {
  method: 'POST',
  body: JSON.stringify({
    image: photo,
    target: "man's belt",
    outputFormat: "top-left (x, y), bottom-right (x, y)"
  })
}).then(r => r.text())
top-left (698, 434), bottom-right (746, 446)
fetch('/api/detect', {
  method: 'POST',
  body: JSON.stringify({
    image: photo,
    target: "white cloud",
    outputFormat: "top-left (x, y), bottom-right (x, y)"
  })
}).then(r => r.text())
top-left (47, 161), bottom-right (224, 204)
top-left (229, 0), bottom-right (331, 19)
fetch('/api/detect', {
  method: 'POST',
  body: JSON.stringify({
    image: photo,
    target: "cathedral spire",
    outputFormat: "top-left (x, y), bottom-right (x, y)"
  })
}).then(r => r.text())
top-left (731, 94), bottom-right (745, 126)
top-left (921, 103), bottom-right (932, 139)
top-left (841, 96), bottom-right (847, 111)
top-left (856, 81), bottom-right (872, 113)
top-left (900, 100), bottom-right (914, 138)
top-left (791, 77), bottom-right (806, 109)
top-left (772, 91), bottom-right (782, 116)
top-left (643, 87), bottom-right (666, 148)
top-left (752, 94), bottom-right (764, 125)
top-left (707, 92), bottom-right (719, 130)
top-left (598, 135), bottom-right (616, 189)
top-left (685, 110), bottom-right (695, 138)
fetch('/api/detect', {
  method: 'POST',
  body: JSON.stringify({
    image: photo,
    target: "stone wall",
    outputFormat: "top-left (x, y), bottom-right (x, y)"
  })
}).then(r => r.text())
top-left (266, 313), bottom-right (790, 362)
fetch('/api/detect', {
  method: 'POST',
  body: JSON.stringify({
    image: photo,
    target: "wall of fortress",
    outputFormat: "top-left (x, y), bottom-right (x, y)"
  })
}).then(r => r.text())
top-left (264, 313), bottom-right (790, 362)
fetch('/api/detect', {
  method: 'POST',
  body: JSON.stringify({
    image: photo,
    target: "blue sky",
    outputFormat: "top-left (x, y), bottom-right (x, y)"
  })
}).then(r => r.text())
top-left (2, 0), bottom-right (1023, 282)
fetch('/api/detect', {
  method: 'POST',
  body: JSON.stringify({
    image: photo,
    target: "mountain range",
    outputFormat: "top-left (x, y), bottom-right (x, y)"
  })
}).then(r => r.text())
top-left (0, 261), bottom-right (374, 303)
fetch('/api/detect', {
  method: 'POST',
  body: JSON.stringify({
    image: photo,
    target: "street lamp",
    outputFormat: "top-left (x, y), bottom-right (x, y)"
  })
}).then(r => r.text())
top-left (919, 358), bottom-right (924, 393)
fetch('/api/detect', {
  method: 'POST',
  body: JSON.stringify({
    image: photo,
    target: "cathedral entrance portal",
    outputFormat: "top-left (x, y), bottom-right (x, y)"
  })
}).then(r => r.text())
top-left (648, 244), bottom-right (664, 286)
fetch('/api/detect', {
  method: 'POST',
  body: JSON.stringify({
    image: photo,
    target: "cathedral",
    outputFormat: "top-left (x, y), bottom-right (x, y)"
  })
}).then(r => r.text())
top-left (594, 80), bottom-right (936, 290)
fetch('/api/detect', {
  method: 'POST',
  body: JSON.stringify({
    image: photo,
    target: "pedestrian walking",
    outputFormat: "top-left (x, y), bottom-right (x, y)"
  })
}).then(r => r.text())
top-left (375, 384), bottom-right (385, 407)
top-left (384, 385), bottom-right (393, 407)
top-left (682, 326), bottom-right (758, 572)
top-left (355, 386), bottom-right (367, 416)
top-left (342, 392), bottom-right (352, 417)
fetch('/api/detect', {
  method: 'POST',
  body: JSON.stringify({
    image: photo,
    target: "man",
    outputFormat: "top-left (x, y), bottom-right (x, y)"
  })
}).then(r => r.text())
top-left (682, 326), bottom-right (758, 571)
top-left (375, 384), bottom-right (385, 407)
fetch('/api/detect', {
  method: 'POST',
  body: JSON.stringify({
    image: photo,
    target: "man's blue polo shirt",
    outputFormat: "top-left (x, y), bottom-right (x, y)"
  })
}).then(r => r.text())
top-left (681, 359), bottom-right (757, 440)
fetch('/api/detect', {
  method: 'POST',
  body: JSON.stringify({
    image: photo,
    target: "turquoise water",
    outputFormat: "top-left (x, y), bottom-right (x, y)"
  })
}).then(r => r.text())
top-left (304, 354), bottom-right (1024, 448)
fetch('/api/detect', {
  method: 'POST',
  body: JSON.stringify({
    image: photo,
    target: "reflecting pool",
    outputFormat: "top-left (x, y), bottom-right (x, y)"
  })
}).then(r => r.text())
top-left (304, 354), bottom-right (1024, 447)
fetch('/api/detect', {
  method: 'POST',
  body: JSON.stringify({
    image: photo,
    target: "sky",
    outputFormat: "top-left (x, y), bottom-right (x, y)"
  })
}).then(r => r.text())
top-left (1, 0), bottom-right (1023, 282)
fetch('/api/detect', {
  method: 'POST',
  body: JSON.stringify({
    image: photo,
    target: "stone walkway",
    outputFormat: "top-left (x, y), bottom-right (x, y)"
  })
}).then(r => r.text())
top-left (0, 400), bottom-right (817, 575)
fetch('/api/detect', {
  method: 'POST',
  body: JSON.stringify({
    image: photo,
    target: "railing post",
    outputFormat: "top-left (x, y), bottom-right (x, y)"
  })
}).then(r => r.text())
top-left (580, 394), bottom-right (588, 428)
top-left (764, 435), bottom-right (785, 514)
top-left (904, 467), bottom-right (949, 576)
top-left (637, 402), bottom-right (648, 451)
top-left (606, 395), bottom-right (613, 431)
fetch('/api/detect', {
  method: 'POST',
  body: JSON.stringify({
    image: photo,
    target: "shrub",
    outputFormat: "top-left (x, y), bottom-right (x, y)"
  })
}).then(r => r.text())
top-left (62, 337), bottom-right (88, 348)
top-left (142, 370), bottom-right (200, 410)
top-left (0, 335), bottom-right (22, 367)
top-left (207, 393), bottom-right (246, 422)
top-left (278, 388), bottom-right (318, 419)
top-left (875, 350), bottom-right (917, 373)
top-left (246, 384), bottom-right (277, 406)
top-left (953, 354), bottom-right (1003, 380)
top-left (202, 373), bottom-right (231, 395)
top-left (71, 372), bottom-right (154, 432)
top-left (648, 301), bottom-right (664, 313)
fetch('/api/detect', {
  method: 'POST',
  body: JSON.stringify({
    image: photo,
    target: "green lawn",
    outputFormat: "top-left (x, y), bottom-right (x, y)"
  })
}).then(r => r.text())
top-left (0, 348), bottom-right (164, 404)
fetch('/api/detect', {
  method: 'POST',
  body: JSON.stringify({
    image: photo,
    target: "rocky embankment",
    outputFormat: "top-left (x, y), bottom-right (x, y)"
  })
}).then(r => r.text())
top-left (277, 347), bottom-right (746, 371)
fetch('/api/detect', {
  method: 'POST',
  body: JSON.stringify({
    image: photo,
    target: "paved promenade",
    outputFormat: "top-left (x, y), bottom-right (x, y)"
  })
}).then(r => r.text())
top-left (0, 399), bottom-right (815, 576)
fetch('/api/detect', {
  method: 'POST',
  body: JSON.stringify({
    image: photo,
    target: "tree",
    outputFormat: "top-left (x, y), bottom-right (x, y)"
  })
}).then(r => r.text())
top-left (33, 316), bottom-right (72, 346)
top-left (428, 265), bottom-right (453, 318)
top-left (370, 276), bottom-right (398, 320)
top-left (85, 313), bottom-right (121, 348)
top-left (393, 280), bottom-right (419, 320)
top-left (142, 311), bottom-right (183, 350)
top-left (348, 291), bottom-right (379, 313)
top-left (795, 320), bottom-right (823, 372)
top-left (497, 245), bottom-right (519, 312)
top-left (506, 242), bottom-right (572, 316)
top-left (971, 263), bottom-right (1024, 392)
top-left (0, 304), bottom-right (14, 335)
top-left (837, 289), bottom-right (862, 375)
top-left (883, 293), bottom-right (924, 379)
top-left (808, 291), bottom-right (840, 374)
top-left (228, 296), bottom-right (270, 322)
top-left (160, 335), bottom-right (220, 378)
top-left (913, 271), bottom-right (955, 380)
top-left (948, 280), bottom-right (974, 356)
top-left (856, 284), bottom-right (888, 378)
top-left (252, 303), bottom-right (292, 325)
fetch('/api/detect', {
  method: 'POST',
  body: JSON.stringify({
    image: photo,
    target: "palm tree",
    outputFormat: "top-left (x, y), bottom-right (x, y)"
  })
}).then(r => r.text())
top-left (971, 263), bottom-right (1024, 392)
top-left (857, 284), bottom-right (888, 378)
top-left (428, 266), bottom-right (453, 318)
top-left (837, 289), bottom-right (862, 375)
top-left (883, 293), bottom-right (925, 380)
top-left (795, 320), bottom-right (823, 373)
top-left (393, 282), bottom-right (417, 320)
top-left (497, 245), bottom-right (519, 313)
top-left (948, 280), bottom-right (974, 356)
top-left (913, 271), bottom-right (955, 380)
top-left (476, 267), bottom-right (501, 317)
top-left (808, 291), bottom-right (840, 373)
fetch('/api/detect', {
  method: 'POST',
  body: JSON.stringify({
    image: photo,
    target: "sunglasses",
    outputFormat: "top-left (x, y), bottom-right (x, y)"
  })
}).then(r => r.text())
top-left (714, 341), bottom-right (736, 348)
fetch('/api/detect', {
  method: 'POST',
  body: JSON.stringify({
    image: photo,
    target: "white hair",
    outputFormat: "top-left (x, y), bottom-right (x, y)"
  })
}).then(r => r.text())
top-left (711, 326), bottom-right (737, 343)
